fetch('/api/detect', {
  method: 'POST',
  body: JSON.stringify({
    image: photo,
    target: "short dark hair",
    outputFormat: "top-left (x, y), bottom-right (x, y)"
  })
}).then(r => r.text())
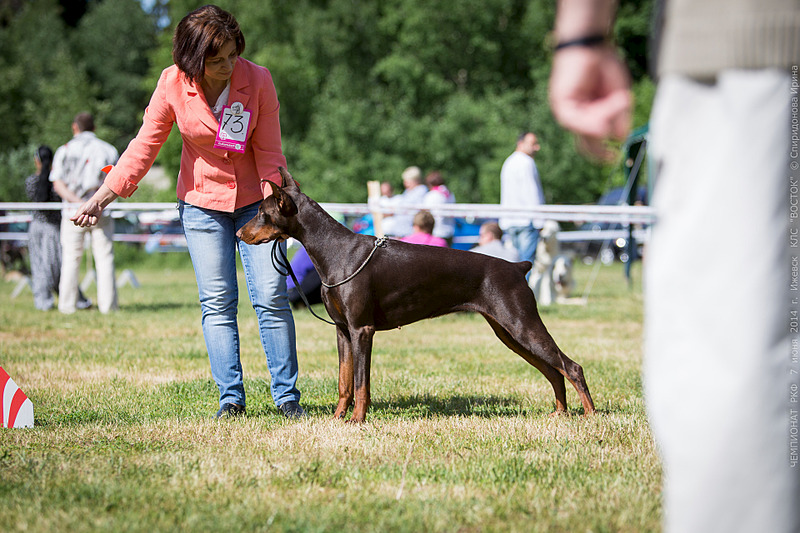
top-left (425, 171), bottom-right (444, 188)
top-left (73, 112), bottom-right (95, 132)
top-left (481, 222), bottom-right (503, 240)
top-left (172, 5), bottom-right (245, 83)
top-left (517, 131), bottom-right (533, 143)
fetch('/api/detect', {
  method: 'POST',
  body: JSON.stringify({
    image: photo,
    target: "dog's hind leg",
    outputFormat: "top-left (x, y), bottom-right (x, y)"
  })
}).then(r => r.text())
top-left (484, 314), bottom-right (595, 415)
top-left (555, 351), bottom-right (595, 414)
top-left (334, 327), bottom-right (354, 419)
top-left (484, 316), bottom-right (569, 413)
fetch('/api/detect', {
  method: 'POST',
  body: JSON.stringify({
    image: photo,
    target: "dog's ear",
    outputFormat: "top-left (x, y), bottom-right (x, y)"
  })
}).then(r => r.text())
top-left (268, 180), bottom-right (298, 218)
top-left (268, 180), bottom-right (281, 197)
top-left (278, 167), bottom-right (290, 187)
top-left (278, 166), bottom-right (301, 190)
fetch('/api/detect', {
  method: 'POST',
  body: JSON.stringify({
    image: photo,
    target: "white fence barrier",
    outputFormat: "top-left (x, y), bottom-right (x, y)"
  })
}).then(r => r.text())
top-left (0, 201), bottom-right (655, 244)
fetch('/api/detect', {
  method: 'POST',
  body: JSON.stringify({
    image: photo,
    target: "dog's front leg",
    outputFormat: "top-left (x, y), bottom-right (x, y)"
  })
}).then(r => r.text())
top-left (334, 327), bottom-right (354, 419)
top-left (349, 326), bottom-right (375, 423)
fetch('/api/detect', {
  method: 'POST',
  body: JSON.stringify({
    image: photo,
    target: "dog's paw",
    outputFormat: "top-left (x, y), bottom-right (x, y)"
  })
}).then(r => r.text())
top-left (346, 413), bottom-right (367, 424)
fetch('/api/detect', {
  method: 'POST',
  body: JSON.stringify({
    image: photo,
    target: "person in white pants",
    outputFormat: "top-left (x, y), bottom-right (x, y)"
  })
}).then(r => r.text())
top-left (51, 112), bottom-right (119, 314)
top-left (549, 1), bottom-right (800, 532)
top-left (58, 214), bottom-right (117, 314)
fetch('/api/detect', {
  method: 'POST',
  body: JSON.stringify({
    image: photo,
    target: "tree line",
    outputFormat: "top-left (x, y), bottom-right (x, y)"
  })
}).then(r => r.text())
top-left (0, 0), bottom-right (654, 206)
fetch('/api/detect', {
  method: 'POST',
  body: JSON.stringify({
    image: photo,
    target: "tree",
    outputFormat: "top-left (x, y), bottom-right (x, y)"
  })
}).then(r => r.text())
top-left (0, 0), bottom-right (94, 202)
top-left (0, 0), bottom-right (656, 205)
top-left (0, 0), bottom-right (160, 201)
top-left (73, 0), bottom-right (160, 148)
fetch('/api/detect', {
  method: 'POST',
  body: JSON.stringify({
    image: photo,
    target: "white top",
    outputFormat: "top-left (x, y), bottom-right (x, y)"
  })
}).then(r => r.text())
top-left (422, 185), bottom-right (456, 239)
top-left (471, 240), bottom-right (520, 262)
top-left (499, 150), bottom-right (544, 230)
top-left (210, 81), bottom-right (232, 120)
top-left (50, 131), bottom-right (119, 201)
top-left (382, 184), bottom-right (428, 237)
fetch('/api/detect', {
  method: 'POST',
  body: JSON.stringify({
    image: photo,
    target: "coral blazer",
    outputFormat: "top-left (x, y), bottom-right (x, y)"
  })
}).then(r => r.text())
top-left (104, 58), bottom-right (287, 212)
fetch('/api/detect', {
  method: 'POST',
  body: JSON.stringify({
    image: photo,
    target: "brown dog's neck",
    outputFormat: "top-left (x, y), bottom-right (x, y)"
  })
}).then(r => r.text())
top-left (289, 192), bottom-right (365, 275)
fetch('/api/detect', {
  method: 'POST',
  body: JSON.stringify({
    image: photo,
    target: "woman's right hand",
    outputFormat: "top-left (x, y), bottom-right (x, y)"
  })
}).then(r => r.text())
top-left (71, 183), bottom-right (119, 227)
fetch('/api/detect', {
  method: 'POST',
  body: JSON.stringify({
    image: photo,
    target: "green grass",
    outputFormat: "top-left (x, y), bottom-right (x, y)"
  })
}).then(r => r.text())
top-left (0, 256), bottom-right (660, 532)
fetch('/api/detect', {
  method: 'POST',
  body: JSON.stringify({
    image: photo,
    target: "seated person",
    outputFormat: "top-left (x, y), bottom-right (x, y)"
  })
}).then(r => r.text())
top-left (399, 211), bottom-right (448, 248)
top-left (471, 222), bottom-right (520, 262)
top-left (286, 245), bottom-right (322, 309)
top-left (422, 170), bottom-right (456, 240)
top-left (381, 166), bottom-right (428, 237)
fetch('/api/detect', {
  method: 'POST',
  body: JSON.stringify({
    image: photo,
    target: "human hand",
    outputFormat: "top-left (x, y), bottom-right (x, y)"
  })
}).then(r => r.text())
top-left (549, 44), bottom-right (632, 161)
top-left (69, 182), bottom-right (119, 227)
top-left (70, 199), bottom-right (105, 227)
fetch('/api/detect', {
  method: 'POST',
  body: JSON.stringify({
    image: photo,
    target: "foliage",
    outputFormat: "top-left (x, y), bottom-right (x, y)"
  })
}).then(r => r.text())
top-left (0, 0), bottom-right (654, 204)
top-left (0, 0), bottom-right (93, 153)
top-left (0, 144), bottom-right (37, 204)
top-left (0, 0), bottom-right (160, 201)
top-left (71, 0), bottom-right (160, 148)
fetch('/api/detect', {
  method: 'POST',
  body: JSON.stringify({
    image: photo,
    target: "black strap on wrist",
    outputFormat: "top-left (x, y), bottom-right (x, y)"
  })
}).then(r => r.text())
top-left (554, 35), bottom-right (608, 52)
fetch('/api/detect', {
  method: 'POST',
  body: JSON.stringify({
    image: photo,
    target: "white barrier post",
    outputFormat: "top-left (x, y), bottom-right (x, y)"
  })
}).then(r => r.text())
top-left (366, 181), bottom-right (385, 238)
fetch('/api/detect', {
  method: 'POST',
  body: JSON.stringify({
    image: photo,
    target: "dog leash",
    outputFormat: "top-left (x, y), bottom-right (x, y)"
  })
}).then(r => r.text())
top-left (271, 237), bottom-right (389, 326)
top-left (320, 236), bottom-right (388, 288)
top-left (271, 241), bottom-right (337, 325)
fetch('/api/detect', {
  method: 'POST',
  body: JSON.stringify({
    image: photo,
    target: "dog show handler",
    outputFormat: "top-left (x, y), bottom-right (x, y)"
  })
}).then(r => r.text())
top-left (70, 5), bottom-right (305, 420)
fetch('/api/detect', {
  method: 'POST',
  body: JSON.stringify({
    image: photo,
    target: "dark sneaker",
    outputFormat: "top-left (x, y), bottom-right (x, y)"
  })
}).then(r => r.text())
top-left (278, 401), bottom-right (306, 419)
top-left (215, 403), bottom-right (245, 419)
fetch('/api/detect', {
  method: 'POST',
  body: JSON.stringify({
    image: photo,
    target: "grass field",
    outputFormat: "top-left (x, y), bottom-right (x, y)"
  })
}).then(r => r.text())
top-left (0, 253), bottom-right (660, 532)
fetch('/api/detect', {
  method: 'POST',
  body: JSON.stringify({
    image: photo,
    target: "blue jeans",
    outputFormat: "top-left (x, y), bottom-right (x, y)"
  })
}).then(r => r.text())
top-left (179, 200), bottom-right (300, 408)
top-left (505, 224), bottom-right (540, 265)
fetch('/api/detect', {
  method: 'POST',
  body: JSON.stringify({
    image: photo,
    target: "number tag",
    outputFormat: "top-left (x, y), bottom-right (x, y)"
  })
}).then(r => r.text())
top-left (214, 102), bottom-right (251, 153)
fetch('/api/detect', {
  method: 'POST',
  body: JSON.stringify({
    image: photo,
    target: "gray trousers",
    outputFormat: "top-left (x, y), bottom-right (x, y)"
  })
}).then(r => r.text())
top-left (646, 70), bottom-right (800, 533)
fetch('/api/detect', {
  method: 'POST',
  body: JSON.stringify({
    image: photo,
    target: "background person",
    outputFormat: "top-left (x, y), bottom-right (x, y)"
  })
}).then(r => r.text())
top-left (51, 112), bottom-right (119, 314)
top-left (70, 5), bottom-right (305, 420)
top-left (549, 1), bottom-right (800, 532)
top-left (379, 181), bottom-right (394, 200)
top-left (422, 170), bottom-right (456, 241)
top-left (499, 132), bottom-right (545, 266)
top-left (25, 146), bottom-right (61, 311)
top-left (470, 221), bottom-right (519, 262)
top-left (286, 245), bottom-right (322, 309)
top-left (399, 211), bottom-right (448, 247)
top-left (381, 166), bottom-right (428, 238)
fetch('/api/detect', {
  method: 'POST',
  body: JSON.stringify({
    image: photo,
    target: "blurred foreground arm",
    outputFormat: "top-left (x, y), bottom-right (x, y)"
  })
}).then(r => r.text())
top-left (549, 0), bottom-right (633, 160)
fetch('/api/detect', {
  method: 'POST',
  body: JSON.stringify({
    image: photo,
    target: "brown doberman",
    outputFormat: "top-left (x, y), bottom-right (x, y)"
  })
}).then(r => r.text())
top-left (237, 167), bottom-right (595, 423)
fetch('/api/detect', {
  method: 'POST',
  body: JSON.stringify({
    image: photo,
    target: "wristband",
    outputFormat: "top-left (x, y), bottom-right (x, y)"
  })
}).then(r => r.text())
top-left (554, 35), bottom-right (607, 52)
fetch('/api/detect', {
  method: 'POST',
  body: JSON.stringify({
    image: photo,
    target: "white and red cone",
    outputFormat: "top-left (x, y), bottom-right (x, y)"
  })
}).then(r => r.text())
top-left (1, 366), bottom-right (34, 428)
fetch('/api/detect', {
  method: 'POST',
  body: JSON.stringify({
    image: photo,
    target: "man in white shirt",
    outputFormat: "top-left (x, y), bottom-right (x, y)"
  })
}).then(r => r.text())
top-left (499, 132), bottom-right (545, 266)
top-left (51, 112), bottom-right (119, 314)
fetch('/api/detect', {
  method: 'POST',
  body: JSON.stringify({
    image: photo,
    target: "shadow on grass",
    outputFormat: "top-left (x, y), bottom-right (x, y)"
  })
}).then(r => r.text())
top-left (32, 377), bottom-right (608, 428)
top-left (309, 393), bottom-right (598, 419)
top-left (122, 301), bottom-right (197, 313)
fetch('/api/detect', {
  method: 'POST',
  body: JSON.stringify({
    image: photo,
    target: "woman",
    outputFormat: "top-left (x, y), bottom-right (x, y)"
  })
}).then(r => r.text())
top-left (25, 146), bottom-right (61, 311)
top-left (421, 170), bottom-right (456, 241)
top-left (72, 5), bottom-right (305, 419)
